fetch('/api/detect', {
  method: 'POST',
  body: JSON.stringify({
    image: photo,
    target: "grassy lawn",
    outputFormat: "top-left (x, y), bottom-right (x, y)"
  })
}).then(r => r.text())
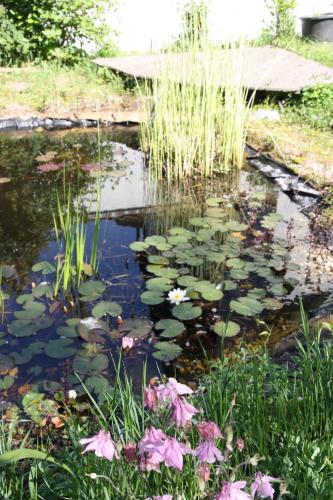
top-left (287, 38), bottom-right (333, 67)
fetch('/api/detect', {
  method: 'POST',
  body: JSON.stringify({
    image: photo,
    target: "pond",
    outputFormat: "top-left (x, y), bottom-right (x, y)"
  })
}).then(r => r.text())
top-left (0, 126), bottom-right (332, 407)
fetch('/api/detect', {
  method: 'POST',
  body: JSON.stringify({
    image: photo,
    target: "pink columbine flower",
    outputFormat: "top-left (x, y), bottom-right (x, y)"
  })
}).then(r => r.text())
top-left (195, 440), bottom-right (224, 463)
top-left (171, 397), bottom-right (198, 427)
top-left (236, 438), bottom-right (245, 452)
top-left (160, 437), bottom-right (192, 471)
top-left (145, 496), bottom-right (173, 500)
top-left (80, 430), bottom-right (118, 461)
top-left (139, 427), bottom-right (167, 457)
top-left (197, 421), bottom-right (222, 441)
top-left (122, 336), bottom-right (134, 350)
top-left (197, 463), bottom-right (210, 483)
top-left (251, 472), bottom-right (278, 499)
top-left (155, 377), bottom-right (193, 407)
top-left (216, 481), bottom-right (252, 500)
top-left (123, 442), bottom-right (137, 462)
top-left (144, 385), bottom-right (159, 410)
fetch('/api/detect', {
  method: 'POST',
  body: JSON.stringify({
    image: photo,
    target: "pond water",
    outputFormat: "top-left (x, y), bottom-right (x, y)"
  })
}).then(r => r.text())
top-left (0, 127), bottom-right (332, 405)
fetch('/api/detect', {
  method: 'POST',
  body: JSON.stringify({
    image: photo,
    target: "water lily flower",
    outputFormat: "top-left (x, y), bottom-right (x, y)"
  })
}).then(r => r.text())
top-left (197, 421), bottom-right (222, 440)
top-left (195, 440), bottom-right (224, 463)
top-left (80, 430), bottom-right (118, 461)
top-left (236, 438), bottom-right (245, 452)
top-left (171, 397), bottom-right (198, 427)
top-left (122, 336), bottom-right (134, 350)
top-left (167, 288), bottom-right (190, 306)
top-left (160, 437), bottom-right (192, 471)
top-left (251, 472), bottom-right (278, 499)
top-left (123, 442), bottom-right (137, 462)
top-left (68, 389), bottom-right (77, 400)
top-left (216, 481), bottom-right (252, 500)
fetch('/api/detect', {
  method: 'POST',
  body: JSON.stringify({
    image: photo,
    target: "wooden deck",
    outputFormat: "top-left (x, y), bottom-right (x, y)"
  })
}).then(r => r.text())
top-left (94, 47), bottom-right (333, 93)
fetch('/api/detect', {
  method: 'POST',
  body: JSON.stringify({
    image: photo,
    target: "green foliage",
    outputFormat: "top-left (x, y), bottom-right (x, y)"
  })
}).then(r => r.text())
top-left (289, 84), bottom-right (333, 130)
top-left (3, 0), bottom-right (118, 63)
top-left (0, 6), bottom-right (30, 65)
top-left (262, 0), bottom-right (297, 42)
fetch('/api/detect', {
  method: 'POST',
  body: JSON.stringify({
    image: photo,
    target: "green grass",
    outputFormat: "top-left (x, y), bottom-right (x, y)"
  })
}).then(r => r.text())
top-left (0, 61), bottom-right (125, 116)
top-left (1, 308), bottom-right (332, 499)
top-left (287, 38), bottom-right (333, 67)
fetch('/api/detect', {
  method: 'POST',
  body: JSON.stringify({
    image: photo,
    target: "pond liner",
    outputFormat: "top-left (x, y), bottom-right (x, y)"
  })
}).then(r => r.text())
top-left (245, 144), bottom-right (322, 213)
top-left (0, 117), bottom-right (139, 131)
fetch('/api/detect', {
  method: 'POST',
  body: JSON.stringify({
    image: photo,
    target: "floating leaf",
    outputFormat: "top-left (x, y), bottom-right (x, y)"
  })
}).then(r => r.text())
top-left (78, 280), bottom-right (106, 301)
top-left (155, 319), bottom-right (185, 338)
top-left (85, 375), bottom-right (110, 394)
top-left (201, 288), bottom-right (223, 302)
top-left (146, 266), bottom-right (179, 279)
top-left (172, 303), bottom-right (202, 321)
top-left (44, 338), bottom-right (77, 359)
top-left (145, 235), bottom-right (166, 246)
top-left (129, 241), bottom-right (149, 252)
top-left (148, 255), bottom-right (169, 265)
top-left (0, 375), bottom-right (14, 390)
top-left (226, 258), bottom-right (245, 269)
top-left (32, 261), bottom-right (56, 275)
top-left (32, 283), bottom-right (54, 298)
top-left (226, 221), bottom-right (248, 232)
top-left (8, 320), bottom-right (36, 337)
top-left (16, 294), bottom-right (34, 305)
top-left (0, 354), bottom-right (14, 372)
top-left (213, 321), bottom-right (240, 337)
top-left (118, 318), bottom-right (152, 338)
top-left (269, 284), bottom-right (287, 297)
top-left (12, 350), bottom-right (33, 365)
top-left (189, 217), bottom-right (210, 227)
top-left (205, 197), bottom-right (224, 207)
top-left (77, 317), bottom-right (108, 343)
top-left (177, 276), bottom-right (199, 287)
top-left (92, 301), bottom-right (123, 319)
top-left (14, 301), bottom-right (45, 320)
top-left (153, 342), bottom-right (182, 361)
top-left (230, 297), bottom-right (264, 317)
top-left (56, 326), bottom-right (77, 338)
top-left (146, 278), bottom-right (173, 293)
top-left (262, 298), bottom-right (283, 310)
top-left (140, 291), bottom-right (164, 305)
top-left (73, 353), bottom-right (108, 375)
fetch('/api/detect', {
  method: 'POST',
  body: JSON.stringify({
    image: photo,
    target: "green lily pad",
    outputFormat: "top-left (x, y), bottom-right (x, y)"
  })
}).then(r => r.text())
top-left (77, 317), bottom-right (108, 343)
top-left (172, 302), bottom-right (202, 321)
top-left (213, 320), bottom-right (240, 337)
top-left (146, 266), bottom-right (179, 279)
top-left (12, 350), bottom-right (33, 365)
top-left (146, 278), bottom-right (173, 292)
top-left (269, 284), bottom-right (287, 296)
top-left (16, 294), bottom-right (34, 305)
top-left (14, 301), bottom-right (46, 320)
top-left (73, 353), bottom-right (108, 375)
top-left (129, 241), bottom-right (149, 252)
top-left (85, 375), bottom-right (110, 394)
top-left (205, 207), bottom-right (225, 218)
top-left (0, 353), bottom-right (14, 371)
top-left (201, 288), bottom-right (223, 302)
top-left (262, 298), bottom-right (283, 310)
top-left (0, 375), bottom-right (14, 390)
top-left (247, 288), bottom-right (266, 299)
top-left (118, 318), bottom-right (152, 338)
top-left (78, 280), bottom-right (106, 302)
top-left (155, 319), bottom-right (185, 338)
top-left (230, 297), bottom-right (264, 317)
top-left (206, 252), bottom-right (226, 264)
top-left (148, 255), bottom-right (170, 265)
top-left (177, 276), bottom-right (199, 287)
top-left (28, 341), bottom-right (46, 355)
top-left (145, 235), bottom-right (166, 246)
top-left (8, 320), bottom-right (36, 337)
top-left (223, 280), bottom-right (238, 291)
top-left (153, 342), bottom-right (183, 361)
top-left (140, 291), bottom-right (164, 305)
top-left (226, 258), bottom-right (245, 269)
top-left (189, 217), bottom-right (210, 227)
top-left (32, 261), bottom-right (56, 275)
top-left (92, 301), bottom-right (123, 319)
top-left (56, 325), bottom-right (77, 338)
top-left (205, 197), bottom-right (224, 207)
top-left (226, 221), bottom-right (248, 232)
top-left (230, 269), bottom-right (249, 280)
top-left (44, 338), bottom-right (77, 359)
top-left (32, 283), bottom-right (54, 298)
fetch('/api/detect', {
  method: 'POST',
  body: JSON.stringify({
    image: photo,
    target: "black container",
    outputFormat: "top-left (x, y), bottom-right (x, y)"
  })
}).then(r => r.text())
top-left (301, 13), bottom-right (333, 42)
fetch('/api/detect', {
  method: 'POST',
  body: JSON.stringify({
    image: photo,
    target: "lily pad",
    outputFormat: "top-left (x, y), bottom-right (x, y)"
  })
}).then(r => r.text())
top-left (145, 235), bottom-right (166, 246)
top-left (119, 318), bottom-right (152, 338)
top-left (56, 326), bottom-right (77, 338)
top-left (146, 277), bottom-right (173, 292)
top-left (148, 255), bottom-right (170, 265)
top-left (0, 375), bottom-right (14, 390)
top-left (8, 320), bottom-right (36, 337)
top-left (73, 353), bottom-right (108, 375)
top-left (77, 317), bottom-right (108, 343)
top-left (32, 283), bottom-right (54, 298)
top-left (172, 302), bottom-right (202, 321)
top-left (78, 280), bottom-right (106, 302)
top-left (14, 301), bottom-right (45, 320)
top-left (205, 197), bottom-right (224, 207)
top-left (129, 241), bottom-right (149, 252)
top-left (32, 261), bottom-right (56, 275)
top-left (201, 288), bottom-right (223, 302)
top-left (0, 353), bottom-right (14, 372)
top-left (44, 338), bottom-right (77, 359)
top-left (92, 301), bottom-right (123, 319)
top-left (146, 266), bottom-right (179, 279)
top-left (226, 221), bottom-right (248, 232)
top-left (262, 298), bottom-right (283, 310)
top-left (140, 291), bottom-right (164, 305)
top-left (177, 276), bottom-right (199, 287)
top-left (213, 320), bottom-right (240, 337)
top-left (230, 297), bottom-right (264, 317)
top-left (155, 319), bottom-right (185, 338)
top-left (153, 342), bottom-right (182, 361)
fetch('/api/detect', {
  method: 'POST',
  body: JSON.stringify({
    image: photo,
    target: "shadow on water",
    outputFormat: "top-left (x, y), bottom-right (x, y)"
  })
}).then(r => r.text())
top-left (0, 126), bottom-right (332, 403)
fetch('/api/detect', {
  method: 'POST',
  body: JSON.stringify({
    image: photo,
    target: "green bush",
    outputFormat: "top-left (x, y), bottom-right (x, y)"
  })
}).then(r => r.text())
top-left (2, 0), bottom-right (118, 64)
top-left (261, 0), bottom-right (297, 43)
top-left (289, 84), bottom-right (333, 130)
top-left (0, 6), bottom-right (30, 65)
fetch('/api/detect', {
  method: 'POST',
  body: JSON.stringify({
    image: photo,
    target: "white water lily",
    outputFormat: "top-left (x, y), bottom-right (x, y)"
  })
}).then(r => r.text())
top-left (167, 288), bottom-right (190, 306)
top-left (68, 389), bottom-right (77, 400)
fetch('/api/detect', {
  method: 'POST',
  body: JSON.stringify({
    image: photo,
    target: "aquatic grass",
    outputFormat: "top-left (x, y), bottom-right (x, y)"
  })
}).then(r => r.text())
top-left (140, 8), bottom-right (254, 182)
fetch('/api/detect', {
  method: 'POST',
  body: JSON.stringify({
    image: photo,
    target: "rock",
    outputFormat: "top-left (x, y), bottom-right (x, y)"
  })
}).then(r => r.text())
top-left (250, 109), bottom-right (281, 122)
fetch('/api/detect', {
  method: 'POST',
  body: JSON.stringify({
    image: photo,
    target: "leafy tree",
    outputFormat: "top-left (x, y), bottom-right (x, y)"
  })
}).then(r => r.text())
top-left (1, 0), bottom-right (118, 62)
top-left (0, 5), bottom-right (30, 65)
top-left (262, 0), bottom-right (296, 42)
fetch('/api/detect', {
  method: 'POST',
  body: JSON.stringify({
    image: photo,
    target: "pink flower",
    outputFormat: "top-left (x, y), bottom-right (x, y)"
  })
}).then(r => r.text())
top-left (251, 472), bottom-right (278, 499)
top-left (167, 378), bottom-right (193, 397)
top-left (138, 427), bottom-right (167, 457)
top-left (236, 438), bottom-right (245, 452)
top-left (144, 385), bottom-right (158, 410)
top-left (160, 437), bottom-right (192, 471)
top-left (197, 463), bottom-right (210, 483)
top-left (80, 430), bottom-right (118, 461)
top-left (197, 421), bottom-right (222, 440)
top-left (216, 481), bottom-right (252, 500)
top-left (156, 377), bottom-right (193, 406)
top-left (124, 442), bottom-right (137, 462)
top-left (122, 336), bottom-right (134, 350)
top-left (37, 162), bottom-right (65, 173)
top-left (195, 440), bottom-right (224, 463)
top-left (145, 496), bottom-right (173, 500)
top-left (171, 397), bottom-right (198, 427)
top-left (139, 453), bottom-right (161, 471)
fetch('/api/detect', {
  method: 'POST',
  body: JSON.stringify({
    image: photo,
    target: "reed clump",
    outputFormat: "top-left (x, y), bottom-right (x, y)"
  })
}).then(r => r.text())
top-left (140, 5), bottom-right (253, 182)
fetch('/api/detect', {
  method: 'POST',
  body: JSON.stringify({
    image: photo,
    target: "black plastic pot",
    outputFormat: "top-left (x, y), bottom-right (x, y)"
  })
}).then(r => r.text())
top-left (301, 13), bottom-right (333, 42)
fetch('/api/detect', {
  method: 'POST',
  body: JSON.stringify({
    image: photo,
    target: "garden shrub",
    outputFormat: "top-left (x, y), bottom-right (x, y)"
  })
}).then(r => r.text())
top-left (0, 6), bottom-right (30, 65)
top-left (290, 84), bottom-right (333, 130)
